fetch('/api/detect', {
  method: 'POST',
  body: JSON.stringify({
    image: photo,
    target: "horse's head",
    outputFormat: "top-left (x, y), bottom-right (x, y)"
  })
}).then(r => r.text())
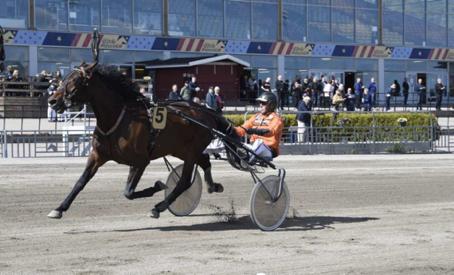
top-left (48, 62), bottom-right (97, 113)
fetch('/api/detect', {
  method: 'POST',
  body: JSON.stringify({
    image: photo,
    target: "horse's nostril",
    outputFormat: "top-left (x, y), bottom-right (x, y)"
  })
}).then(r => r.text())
top-left (49, 99), bottom-right (56, 105)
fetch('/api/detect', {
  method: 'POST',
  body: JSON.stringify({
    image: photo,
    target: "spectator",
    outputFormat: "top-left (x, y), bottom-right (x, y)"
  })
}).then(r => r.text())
top-left (188, 76), bottom-right (199, 98)
top-left (385, 84), bottom-right (394, 111)
top-left (47, 79), bottom-right (58, 122)
top-left (393, 80), bottom-right (401, 97)
top-left (332, 88), bottom-right (345, 111)
top-left (5, 65), bottom-right (14, 80)
top-left (363, 88), bottom-right (372, 111)
top-left (297, 95), bottom-right (312, 143)
top-left (322, 79), bottom-right (333, 109)
top-left (402, 77), bottom-right (410, 108)
top-left (415, 78), bottom-right (426, 111)
top-left (309, 77), bottom-right (319, 107)
top-left (368, 78), bottom-right (377, 109)
top-left (205, 86), bottom-right (217, 110)
top-left (354, 77), bottom-right (363, 110)
top-left (10, 69), bottom-right (22, 82)
top-left (260, 77), bottom-right (271, 95)
top-left (168, 84), bottom-right (181, 100)
top-left (214, 86), bottom-right (224, 113)
top-left (292, 82), bottom-right (303, 107)
top-left (282, 79), bottom-right (290, 108)
top-left (275, 75), bottom-right (285, 110)
top-left (346, 88), bottom-right (355, 111)
top-left (435, 78), bottom-right (445, 111)
top-left (180, 81), bottom-right (191, 101)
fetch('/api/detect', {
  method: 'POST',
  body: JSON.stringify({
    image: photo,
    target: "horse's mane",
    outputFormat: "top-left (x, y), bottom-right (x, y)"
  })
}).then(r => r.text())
top-left (167, 101), bottom-right (235, 136)
top-left (93, 65), bottom-right (145, 102)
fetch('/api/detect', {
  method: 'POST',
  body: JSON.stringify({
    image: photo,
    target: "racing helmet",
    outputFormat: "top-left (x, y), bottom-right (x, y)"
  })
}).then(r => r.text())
top-left (256, 92), bottom-right (277, 112)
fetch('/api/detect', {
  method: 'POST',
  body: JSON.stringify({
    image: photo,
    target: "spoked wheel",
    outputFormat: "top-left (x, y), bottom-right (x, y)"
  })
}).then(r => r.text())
top-left (250, 175), bottom-right (290, 231)
top-left (165, 164), bottom-right (202, 216)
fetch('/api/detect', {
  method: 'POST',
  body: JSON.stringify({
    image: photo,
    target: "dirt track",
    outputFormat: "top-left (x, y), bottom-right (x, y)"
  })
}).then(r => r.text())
top-left (1, 155), bottom-right (454, 274)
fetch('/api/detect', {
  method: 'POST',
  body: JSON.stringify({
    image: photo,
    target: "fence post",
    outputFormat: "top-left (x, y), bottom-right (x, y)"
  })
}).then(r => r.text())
top-left (2, 130), bottom-right (7, 158)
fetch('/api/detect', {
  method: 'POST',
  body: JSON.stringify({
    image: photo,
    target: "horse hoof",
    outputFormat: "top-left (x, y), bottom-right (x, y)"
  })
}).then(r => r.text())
top-left (150, 208), bottom-right (160, 219)
top-left (47, 210), bottom-right (62, 219)
top-left (154, 180), bottom-right (168, 191)
top-left (208, 183), bottom-right (224, 194)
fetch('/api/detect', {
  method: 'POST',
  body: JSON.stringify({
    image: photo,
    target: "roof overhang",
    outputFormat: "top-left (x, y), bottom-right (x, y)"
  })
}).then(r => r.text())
top-left (149, 54), bottom-right (250, 69)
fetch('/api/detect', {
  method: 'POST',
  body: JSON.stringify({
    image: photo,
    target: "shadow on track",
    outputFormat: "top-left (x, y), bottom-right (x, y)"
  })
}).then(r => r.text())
top-left (111, 215), bottom-right (379, 233)
top-left (63, 216), bottom-right (379, 235)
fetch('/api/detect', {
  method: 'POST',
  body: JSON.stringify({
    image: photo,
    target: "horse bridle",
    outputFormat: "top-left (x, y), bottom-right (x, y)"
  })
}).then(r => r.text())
top-left (62, 64), bottom-right (95, 107)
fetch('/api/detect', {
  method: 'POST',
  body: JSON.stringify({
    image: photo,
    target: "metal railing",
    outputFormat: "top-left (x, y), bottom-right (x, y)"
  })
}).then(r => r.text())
top-left (1, 110), bottom-right (453, 158)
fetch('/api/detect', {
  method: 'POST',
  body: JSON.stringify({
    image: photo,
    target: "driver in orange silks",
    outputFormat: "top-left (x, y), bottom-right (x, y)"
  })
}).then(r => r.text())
top-left (235, 92), bottom-right (284, 161)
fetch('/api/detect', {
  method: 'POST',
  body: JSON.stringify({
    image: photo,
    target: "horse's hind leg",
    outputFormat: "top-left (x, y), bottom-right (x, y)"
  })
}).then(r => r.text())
top-left (151, 160), bottom-right (194, 218)
top-left (197, 153), bottom-right (223, 193)
top-left (48, 152), bottom-right (105, 219)
top-left (123, 166), bottom-right (167, 200)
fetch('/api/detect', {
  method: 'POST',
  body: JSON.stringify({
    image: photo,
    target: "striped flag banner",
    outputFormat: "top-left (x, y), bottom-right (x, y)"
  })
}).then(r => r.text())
top-left (177, 38), bottom-right (204, 52)
top-left (271, 42), bottom-right (294, 55)
top-left (353, 45), bottom-right (375, 58)
top-left (71, 33), bottom-right (92, 48)
top-left (430, 48), bottom-right (449, 60)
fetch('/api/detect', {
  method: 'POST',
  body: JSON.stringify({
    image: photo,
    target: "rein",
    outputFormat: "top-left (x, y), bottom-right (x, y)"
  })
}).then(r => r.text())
top-left (96, 106), bottom-right (126, 136)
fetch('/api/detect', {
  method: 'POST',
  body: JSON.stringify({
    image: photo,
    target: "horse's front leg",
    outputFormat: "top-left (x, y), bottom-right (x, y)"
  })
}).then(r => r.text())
top-left (197, 153), bottom-right (223, 193)
top-left (151, 160), bottom-right (194, 218)
top-left (47, 152), bottom-right (105, 219)
top-left (123, 166), bottom-right (167, 200)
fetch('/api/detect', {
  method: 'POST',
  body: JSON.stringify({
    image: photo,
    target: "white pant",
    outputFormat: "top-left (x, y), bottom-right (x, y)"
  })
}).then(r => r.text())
top-left (297, 121), bottom-right (307, 143)
top-left (246, 139), bottom-right (273, 161)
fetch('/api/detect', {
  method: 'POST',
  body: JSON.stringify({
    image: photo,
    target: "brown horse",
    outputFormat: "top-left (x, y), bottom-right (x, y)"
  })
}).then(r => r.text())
top-left (47, 62), bottom-right (238, 219)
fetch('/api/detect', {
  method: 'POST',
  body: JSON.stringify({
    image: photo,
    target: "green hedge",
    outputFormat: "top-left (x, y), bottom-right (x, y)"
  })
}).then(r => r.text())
top-left (224, 112), bottom-right (440, 142)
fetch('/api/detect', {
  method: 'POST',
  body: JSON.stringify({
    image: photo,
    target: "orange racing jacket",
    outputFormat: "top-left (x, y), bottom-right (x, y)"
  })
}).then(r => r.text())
top-left (235, 112), bottom-right (284, 156)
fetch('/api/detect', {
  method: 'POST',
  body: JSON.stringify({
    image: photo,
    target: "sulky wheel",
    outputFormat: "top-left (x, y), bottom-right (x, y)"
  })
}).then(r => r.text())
top-left (165, 164), bottom-right (202, 216)
top-left (250, 175), bottom-right (290, 231)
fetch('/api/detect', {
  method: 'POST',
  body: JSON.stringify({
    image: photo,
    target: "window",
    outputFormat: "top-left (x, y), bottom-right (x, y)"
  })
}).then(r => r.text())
top-left (332, 0), bottom-right (354, 43)
top-left (197, 0), bottom-right (224, 38)
top-left (38, 47), bottom-right (70, 76)
top-left (382, 0), bottom-right (403, 46)
top-left (35, 0), bottom-right (68, 31)
top-left (307, 1), bottom-right (331, 42)
top-left (225, 0), bottom-right (251, 39)
top-left (426, 0), bottom-right (447, 47)
top-left (4, 45), bottom-right (29, 78)
top-left (404, 0), bottom-right (425, 46)
top-left (134, 0), bottom-right (162, 35)
top-left (449, 1), bottom-right (454, 47)
top-left (168, 0), bottom-right (196, 36)
top-left (69, 0), bottom-right (100, 32)
top-left (282, 1), bottom-right (307, 42)
top-left (356, 0), bottom-right (378, 44)
top-left (252, 1), bottom-right (278, 41)
top-left (0, 0), bottom-right (28, 28)
top-left (101, 0), bottom-right (132, 34)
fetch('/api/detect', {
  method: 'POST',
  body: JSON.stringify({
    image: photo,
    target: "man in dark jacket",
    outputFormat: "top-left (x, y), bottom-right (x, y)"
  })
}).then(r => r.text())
top-left (402, 78), bottom-right (409, 107)
top-left (168, 84), bottom-right (181, 100)
top-left (275, 74), bottom-right (285, 110)
top-left (435, 78), bottom-right (445, 111)
top-left (415, 78), bottom-right (426, 110)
